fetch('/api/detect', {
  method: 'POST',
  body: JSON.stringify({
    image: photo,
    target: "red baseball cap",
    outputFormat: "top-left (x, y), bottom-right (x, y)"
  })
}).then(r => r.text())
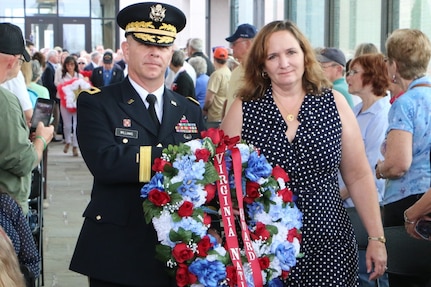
top-left (213, 47), bottom-right (228, 60)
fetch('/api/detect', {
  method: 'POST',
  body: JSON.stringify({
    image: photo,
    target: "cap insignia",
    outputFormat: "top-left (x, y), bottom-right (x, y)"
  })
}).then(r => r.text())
top-left (150, 4), bottom-right (166, 22)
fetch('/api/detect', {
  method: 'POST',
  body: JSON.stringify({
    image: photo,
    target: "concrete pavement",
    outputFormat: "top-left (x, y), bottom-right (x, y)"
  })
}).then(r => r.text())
top-left (42, 140), bottom-right (89, 286)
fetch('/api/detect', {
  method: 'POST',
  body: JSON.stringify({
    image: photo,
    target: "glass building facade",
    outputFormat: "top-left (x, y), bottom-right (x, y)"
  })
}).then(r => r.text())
top-left (1, 0), bottom-right (430, 67)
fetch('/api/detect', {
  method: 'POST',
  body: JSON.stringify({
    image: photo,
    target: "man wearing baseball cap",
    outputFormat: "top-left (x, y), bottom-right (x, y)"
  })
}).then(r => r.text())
top-left (0, 23), bottom-right (54, 214)
top-left (69, 3), bottom-right (206, 286)
top-left (204, 47), bottom-right (231, 123)
top-left (224, 23), bottom-right (257, 115)
top-left (317, 47), bottom-right (354, 108)
top-left (90, 51), bottom-right (124, 88)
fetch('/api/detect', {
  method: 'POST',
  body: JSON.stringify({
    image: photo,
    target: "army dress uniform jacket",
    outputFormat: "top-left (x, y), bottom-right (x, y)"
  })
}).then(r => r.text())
top-left (69, 78), bottom-right (206, 286)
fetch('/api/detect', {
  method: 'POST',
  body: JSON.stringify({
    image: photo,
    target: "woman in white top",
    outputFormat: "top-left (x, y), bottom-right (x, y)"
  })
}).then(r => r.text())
top-left (55, 56), bottom-right (83, 156)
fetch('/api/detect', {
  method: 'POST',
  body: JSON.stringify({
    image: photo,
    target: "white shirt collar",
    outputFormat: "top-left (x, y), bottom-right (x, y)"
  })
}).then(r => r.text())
top-left (128, 78), bottom-right (164, 121)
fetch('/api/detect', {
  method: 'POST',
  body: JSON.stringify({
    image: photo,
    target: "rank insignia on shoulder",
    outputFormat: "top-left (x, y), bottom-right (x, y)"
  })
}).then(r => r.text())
top-left (83, 87), bottom-right (101, 95)
top-left (186, 96), bottom-right (200, 106)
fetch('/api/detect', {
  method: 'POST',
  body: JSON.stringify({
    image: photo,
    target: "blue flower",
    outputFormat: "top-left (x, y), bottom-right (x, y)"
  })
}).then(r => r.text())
top-left (140, 173), bottom-right (164, 198)
top-left (173, 217), bottom-right (207, 238)
top-left (189, 259), bottom-right (226, 287)
top-left (274, 241), bottom-right (297, 271)
top-left (245, 152), bottom-right (272, 181)
top-left (268, 277), bottom-right (284, 287)
top-left (177, 179), bottom-right (201, 203)
top-left (246, 201), bottom-right (264, 223)
top-left (173, 154), bottom-right (206, 181)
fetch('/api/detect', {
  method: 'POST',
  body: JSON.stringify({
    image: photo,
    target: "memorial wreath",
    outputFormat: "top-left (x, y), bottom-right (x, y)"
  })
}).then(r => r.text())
top-left (141, 128), bottom-right (303, 287)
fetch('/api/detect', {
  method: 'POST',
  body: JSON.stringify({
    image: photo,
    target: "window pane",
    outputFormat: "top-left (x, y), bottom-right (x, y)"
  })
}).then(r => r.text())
top-left (1, 0), bottom-right (24, 17)
top-left (25, 0), bottom-right (57, 16)
top-left (397, 0), bottom-right (431, 37)
top-left (397, 0), bottom-right (431, 71)
top-left (294, 0), bottom-right (325, 48)
top-left (59, 0), bottom-right (89, 17)
top-left (63, 23), bottom-right (85, 52)
top-left (335, 0), bottom-right (382, 59)
top-left (264, 0), bottom-right (285, 24)
top-left (91, 0), bottom-right (116, 18)
top-left (31, 22), bottom-right (54, 51)
top-left (91, 19), bottom-right (115, 51)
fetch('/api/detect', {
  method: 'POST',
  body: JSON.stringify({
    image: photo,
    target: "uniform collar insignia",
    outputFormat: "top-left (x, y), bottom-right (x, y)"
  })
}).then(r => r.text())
top-left (127, 99), bottom-right (135, 104)
top-left (170, 100), bottom-right (177, 106)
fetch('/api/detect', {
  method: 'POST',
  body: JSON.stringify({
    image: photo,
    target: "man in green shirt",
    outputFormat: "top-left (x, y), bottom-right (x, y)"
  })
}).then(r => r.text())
top-left (0, 23), bottom-right (54, 213)
top-left (317, 47), bottom-right (355, 108)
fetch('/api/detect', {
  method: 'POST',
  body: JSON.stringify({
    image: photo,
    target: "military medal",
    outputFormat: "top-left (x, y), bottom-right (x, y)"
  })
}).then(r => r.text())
top-left (175, 116), bottom-right (198, 133)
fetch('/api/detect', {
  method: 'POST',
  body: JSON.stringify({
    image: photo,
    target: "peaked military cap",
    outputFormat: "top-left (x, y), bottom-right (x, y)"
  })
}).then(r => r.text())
top-left (117, 2), bottom-right (186, 47)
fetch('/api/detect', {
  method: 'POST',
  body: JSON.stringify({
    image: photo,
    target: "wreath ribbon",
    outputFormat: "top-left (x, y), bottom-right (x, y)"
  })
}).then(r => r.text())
top-left (215, 148), bottom-right (263, 287)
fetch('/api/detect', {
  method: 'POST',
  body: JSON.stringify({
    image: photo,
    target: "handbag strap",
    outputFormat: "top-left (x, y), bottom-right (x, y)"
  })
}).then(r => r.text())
top-left (410, 83), bottom-right (431, 89)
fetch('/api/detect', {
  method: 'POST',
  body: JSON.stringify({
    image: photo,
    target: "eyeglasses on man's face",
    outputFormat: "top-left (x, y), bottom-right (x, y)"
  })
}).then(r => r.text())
top-left (78, 62), bottom-right (86, 65)
top-left (321, 63), bottom-right (337, 69)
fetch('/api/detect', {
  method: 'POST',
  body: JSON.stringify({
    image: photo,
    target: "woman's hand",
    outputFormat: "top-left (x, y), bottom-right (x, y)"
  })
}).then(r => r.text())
top-left (366, 240), bottom-right (388, 280)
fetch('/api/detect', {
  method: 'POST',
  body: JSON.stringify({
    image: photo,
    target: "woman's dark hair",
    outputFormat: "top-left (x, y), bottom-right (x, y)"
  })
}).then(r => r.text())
top-left (61, 56), bottom-right (79, 78)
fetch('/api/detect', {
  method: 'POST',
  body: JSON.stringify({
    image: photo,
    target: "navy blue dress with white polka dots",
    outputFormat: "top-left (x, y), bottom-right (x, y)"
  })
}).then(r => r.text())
top-left (242, 87), bottom-right (359, 286)
top-left (0, 193), bottom-right (40, 277)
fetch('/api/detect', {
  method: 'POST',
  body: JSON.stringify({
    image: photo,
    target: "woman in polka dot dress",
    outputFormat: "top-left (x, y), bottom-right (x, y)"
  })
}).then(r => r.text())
top-left (221, 20), bottom-right (387, 286)
top-left (0, 189), bottom-right (40, 279)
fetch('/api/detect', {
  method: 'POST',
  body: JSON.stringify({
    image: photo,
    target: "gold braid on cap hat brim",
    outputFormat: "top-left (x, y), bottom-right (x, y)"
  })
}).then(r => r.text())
top-left (126, 21), bottom-right (176, 44)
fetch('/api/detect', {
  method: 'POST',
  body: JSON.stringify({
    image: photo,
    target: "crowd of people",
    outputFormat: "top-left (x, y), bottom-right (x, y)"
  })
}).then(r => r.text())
top-left (1, 1), bottom-right (431, 286)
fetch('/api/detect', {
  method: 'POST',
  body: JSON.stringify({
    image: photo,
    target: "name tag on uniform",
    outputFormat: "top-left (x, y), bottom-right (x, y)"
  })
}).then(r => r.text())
top-left (115, 128), bottom-right (138, 139)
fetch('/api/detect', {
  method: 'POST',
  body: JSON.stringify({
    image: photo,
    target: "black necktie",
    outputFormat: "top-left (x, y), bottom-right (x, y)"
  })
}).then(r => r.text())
top-left (146, 94), bottom-right (160, 128)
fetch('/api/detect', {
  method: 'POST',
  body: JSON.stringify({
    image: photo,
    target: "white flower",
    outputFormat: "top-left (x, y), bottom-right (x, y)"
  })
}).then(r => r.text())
top-left (152, 211), bottom-right (174, 246)
top-left (185, 139), bottom-right (203, 152)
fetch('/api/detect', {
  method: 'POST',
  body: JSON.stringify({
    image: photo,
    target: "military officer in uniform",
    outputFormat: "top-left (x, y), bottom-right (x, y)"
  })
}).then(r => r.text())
top-left (69, 3), bottom-right (206, 287)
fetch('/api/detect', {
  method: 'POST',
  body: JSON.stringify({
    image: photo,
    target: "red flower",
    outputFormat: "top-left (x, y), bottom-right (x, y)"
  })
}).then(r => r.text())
top-left (244, 181), bottom-right (261, 204)
top-left (287, 228), bottom-right (302, 243)
top-left (178, 201), bottom-right (194, 217)
top-left (201, 128), bottom-right (224, 145)
top-left (197, 235), bottom-right (213, 257)
top-left (250, 222), bottom-right (270, 241)
top-left (226, 265), bottom-right (237, 287)
top-left (152, 158), bottom-right (171, 172)
top-left (195, 148), bottom-right (211, 162)
top-left (272, 165), bottom-right (290, 182)
top-left (258, 256), bottom-right (270, 269)
top-left (203, 213), bottom-right (212, 226)
top-left (176, 263), bottom-right (197, 287)
top-left (204, 183), bottom-right (216, 203)
top-left (148, 189), bottom-right (170, 206)
top-left (172, 243), bottom-right (194, 263)
top-left (278, 187), bottom-right (293, 203)
top-left (281, 270), bottom-right (290, 279)
top-left (172, 83), bottom-right (178, 91)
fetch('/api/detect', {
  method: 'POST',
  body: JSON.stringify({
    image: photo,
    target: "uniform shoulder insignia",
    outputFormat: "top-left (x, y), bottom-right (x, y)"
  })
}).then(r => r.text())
top-left (186, 96), bottom-right (200, 106)
top-left (82, 87), bottom-right (101, 95)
